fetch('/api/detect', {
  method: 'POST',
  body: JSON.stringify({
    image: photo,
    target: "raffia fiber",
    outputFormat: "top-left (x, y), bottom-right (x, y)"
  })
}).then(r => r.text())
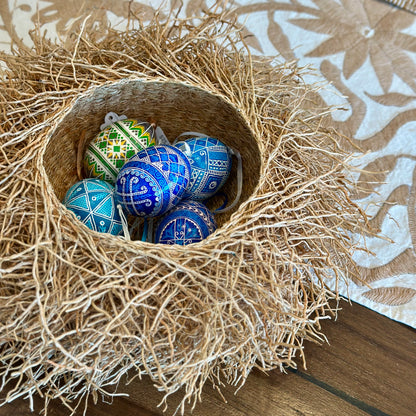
top-left (0, 11), bottom-right (370, 415)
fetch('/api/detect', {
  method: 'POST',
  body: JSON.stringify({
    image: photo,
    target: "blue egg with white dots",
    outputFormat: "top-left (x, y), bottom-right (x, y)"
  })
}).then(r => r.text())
top-left (62, 178), bottom-right (123, 235)
top-left (155, 200), bottom-right (217, 245)
top-left (175, 137), bottom-right (232, 201)
top-left (115, 145), bottom-right (191, 217)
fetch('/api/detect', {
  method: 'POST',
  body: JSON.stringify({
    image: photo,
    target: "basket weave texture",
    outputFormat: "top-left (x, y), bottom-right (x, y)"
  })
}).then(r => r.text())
top-left (0, 13), bottom-right (368, 414)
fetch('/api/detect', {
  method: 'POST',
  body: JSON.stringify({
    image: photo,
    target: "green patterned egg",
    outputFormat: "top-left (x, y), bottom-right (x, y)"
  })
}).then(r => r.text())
top-left (84, 119), bottom-right (156, 184)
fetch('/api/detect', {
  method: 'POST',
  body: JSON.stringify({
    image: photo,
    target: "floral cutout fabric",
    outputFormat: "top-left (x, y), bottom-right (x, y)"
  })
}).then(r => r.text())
top-left (1, 0), bottom-right (415, 328)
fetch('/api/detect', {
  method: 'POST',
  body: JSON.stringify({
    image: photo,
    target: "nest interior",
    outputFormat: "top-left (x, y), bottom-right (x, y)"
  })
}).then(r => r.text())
top-left (0, 12), bottom-right (370, 416)
top-left (45, 79), bottom-right (261, 227)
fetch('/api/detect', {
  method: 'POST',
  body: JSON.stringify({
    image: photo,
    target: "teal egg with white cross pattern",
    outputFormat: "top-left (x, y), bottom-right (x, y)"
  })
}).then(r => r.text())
top-left (62, 178), bottom-right (123, 235)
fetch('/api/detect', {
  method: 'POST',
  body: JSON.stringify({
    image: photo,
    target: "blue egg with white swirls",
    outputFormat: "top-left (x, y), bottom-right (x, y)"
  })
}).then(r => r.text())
top-left (155, 200), bottom-right (217, 245)
top-left (115, 145), bottom-right (191, 217)
top-left (175, 137), bottom-right (232, 201)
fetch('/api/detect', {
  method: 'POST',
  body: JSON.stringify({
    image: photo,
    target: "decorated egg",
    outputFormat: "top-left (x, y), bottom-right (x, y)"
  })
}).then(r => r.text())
top-left (83, 119), bottom-right (156, 184)
top-left (115, 145), bottom-right (191, 217)
top-left (175, 137), bottom-right (232, 201)
top-left (62, 178), bottom-right (123, 235)
top-left (155, 200), bottom-right (216, 245)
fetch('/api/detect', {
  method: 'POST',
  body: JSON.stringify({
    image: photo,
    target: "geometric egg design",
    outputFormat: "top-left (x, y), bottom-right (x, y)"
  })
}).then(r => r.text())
top-left (62, 178), bottom-right (123, 235)
top-left (115, 145), bottom-right (191, 217)
top-left (175, 137), bottom-right (232, 201)
top-left (154, 200), bottom-right (216, 245)
top-left (83, 119), bottom-right (156, 185)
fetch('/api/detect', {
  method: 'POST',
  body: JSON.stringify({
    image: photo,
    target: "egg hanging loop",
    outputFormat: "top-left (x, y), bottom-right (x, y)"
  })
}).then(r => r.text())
top-left (155, 126), bottom-right (170, 145)
top-left (174, 131), bottom-right (209, 142)
top-left (214, 147), bottom-right (243, 214)
top-left (173, 140), bottom-right (192, 157)
top-left (100, 112), bottom-right (128, 130)
top-left (117, 204), bottom-right (131, 241)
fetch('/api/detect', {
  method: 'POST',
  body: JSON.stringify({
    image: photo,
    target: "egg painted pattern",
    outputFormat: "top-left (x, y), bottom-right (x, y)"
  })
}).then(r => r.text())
top-left (115, 145), bottom-right (191, 217)
top-left (62, 178), bottom-right (123, 235)
top-left (155, 200), bottom-right (217, 245)
top-left (84, 119), bottom-right (156, 184)
top-left (175, 137), bottom-right (232, 201)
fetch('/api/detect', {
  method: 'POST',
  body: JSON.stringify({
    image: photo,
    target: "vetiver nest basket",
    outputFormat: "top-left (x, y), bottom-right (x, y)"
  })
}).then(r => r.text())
top-left (0, 13), bottom-right (369, 414)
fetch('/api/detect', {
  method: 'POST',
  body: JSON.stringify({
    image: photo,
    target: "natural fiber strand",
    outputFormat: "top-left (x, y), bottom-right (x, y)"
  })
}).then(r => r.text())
top-left (0, 11), bottom-right (371, 415)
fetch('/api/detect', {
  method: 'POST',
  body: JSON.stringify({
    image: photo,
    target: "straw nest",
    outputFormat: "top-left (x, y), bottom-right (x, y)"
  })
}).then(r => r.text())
top-left (0, 12), bottom-right (369, 415)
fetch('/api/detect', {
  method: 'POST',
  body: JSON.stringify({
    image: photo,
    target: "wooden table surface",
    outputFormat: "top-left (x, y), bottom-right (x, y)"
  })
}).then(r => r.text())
top-left (1, 301), bottom-right (415, 416)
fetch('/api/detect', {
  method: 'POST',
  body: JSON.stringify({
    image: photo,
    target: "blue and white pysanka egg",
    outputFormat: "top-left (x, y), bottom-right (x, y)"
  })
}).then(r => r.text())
top-left (175, 137), bottom-right (232, 201)
top-left (62, 178), bottom-right (123, 235)
top-left (115, 145), bottom-right (191, 217)
top-left (155, 200), bottom-right (217, 245)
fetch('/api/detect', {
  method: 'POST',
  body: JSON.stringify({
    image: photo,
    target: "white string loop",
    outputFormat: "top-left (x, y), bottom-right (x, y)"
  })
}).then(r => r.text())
top-left (174, 131), bottom-right (208, 143)
top-left (174, 140), bottom-right (192, 157)
top-left (155, 126), bottom-right (170, 145)
top-left (147, 218), bottom-right (154, 243)
top-left (214, 147), bottom-right (243, 214)
top-left (117, 204), bottom-right (130, 241)
top-left (100, 112), bottom-right (127, 130)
